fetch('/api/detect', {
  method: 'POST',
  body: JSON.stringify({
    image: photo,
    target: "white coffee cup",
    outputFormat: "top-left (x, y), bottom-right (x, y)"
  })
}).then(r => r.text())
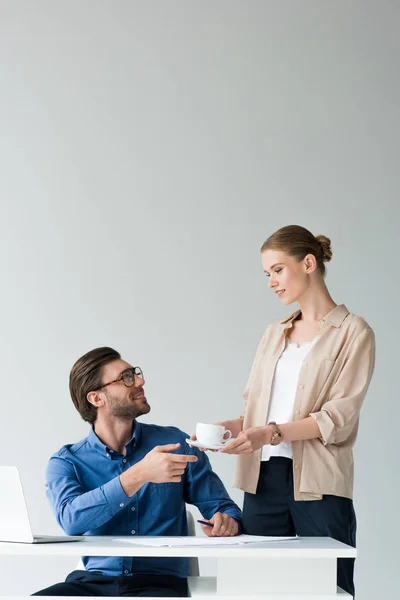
top-left (196, 422), bottom-right (232, 447)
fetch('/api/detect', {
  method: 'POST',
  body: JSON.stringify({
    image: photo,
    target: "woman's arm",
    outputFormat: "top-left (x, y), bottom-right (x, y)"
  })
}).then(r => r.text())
top-left (220, 417), bottom-right (321, 454)
top-left (308, 327), bottom-right (375, 446)
top-left (278, 416), bottom-right (321, 442)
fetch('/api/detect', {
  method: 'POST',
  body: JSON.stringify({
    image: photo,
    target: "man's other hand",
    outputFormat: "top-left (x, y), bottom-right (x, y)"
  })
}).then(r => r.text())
top-left (200, 512), bottom-right (239, 537)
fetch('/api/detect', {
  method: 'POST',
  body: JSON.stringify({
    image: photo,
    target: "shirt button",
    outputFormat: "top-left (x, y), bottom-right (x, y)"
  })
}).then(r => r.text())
top-left (298, 384), bottom-right (304, 390)
top-left (302, 361), bottom-right (308, 367)
top-left (295, 410), bottom-right (300, 416)
top-left (131, 530), bottom-right (136, 535)
top-left (131, 507), bottom-right (136, 512)
top-left (294, 464), bottom-right (299, 470)
top-left (119, 503), bottom-right (125, 507)
top-left (124, 569), bottom-right (129, 575)
top-left (122, 458), bottom-right (127, 463)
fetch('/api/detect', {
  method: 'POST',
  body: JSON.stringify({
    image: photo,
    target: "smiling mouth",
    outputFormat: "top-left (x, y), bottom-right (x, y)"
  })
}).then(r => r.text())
top-left (276, 289), bottom-right (285, 296)
top-left (131, 392), bottom-right (146, 401)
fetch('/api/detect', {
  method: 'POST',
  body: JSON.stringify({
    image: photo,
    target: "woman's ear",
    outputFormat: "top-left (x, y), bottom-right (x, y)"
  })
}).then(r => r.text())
top-left (304, 253), bottom-right (317, 274)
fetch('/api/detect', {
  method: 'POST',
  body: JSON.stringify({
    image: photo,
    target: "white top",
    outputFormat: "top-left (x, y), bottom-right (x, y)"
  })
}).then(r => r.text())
top-left (261, 336), bottom-right (320, 461)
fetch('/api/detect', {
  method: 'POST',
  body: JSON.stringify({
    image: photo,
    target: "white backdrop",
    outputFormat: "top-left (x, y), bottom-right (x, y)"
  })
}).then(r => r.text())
top-left (0, 1), bottom-right (398, 598)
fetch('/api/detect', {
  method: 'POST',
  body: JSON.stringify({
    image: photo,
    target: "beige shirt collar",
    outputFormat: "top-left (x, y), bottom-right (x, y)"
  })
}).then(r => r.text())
top-left (279, 303), bottom-right (350, 329)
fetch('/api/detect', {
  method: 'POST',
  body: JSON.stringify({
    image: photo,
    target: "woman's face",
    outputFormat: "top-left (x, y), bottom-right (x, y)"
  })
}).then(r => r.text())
top-left (261, 249), bottom-right (310, 305)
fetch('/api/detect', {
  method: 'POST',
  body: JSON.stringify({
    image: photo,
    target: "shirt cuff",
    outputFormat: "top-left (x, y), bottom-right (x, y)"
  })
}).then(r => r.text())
top-left (102, 476), bottom-right (130, 514)
top-left (233, 518), bottom-right (243, 535)
top-left (310, 411), bottom-right (335, 446)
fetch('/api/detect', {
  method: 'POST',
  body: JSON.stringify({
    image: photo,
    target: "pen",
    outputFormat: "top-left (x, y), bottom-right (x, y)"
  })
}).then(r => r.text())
top-left (197, 519), bottom-right (213, 527)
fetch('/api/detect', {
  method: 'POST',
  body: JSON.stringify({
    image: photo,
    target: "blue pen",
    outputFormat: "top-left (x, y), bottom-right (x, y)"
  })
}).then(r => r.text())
top-left (197, 519), bottom-right (213, 527)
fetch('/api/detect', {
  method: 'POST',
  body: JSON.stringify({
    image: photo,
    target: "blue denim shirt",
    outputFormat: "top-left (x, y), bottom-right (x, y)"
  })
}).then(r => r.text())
top-left (45, 421), bottom-right (242, 578)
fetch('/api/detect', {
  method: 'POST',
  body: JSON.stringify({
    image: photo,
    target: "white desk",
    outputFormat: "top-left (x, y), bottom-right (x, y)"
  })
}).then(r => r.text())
top-left (0, 536), bottom-right (355, 599)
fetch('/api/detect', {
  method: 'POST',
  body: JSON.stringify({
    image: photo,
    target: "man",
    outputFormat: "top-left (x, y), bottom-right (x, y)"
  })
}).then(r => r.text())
top-left (33, 347), bottom-right (242, 597)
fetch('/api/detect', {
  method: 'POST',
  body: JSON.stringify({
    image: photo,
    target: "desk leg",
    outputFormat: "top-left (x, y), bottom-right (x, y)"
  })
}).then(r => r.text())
top-left (216, 557), bottom-right (337, 596)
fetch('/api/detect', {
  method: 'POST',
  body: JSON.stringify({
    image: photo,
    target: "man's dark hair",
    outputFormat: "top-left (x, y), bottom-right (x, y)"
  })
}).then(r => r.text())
top-left (69, 347), bottom-right (120, 424)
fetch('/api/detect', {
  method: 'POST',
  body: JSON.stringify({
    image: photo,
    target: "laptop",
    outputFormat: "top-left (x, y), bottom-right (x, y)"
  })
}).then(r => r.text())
top-left (0, 466), bottom-right (83, 543)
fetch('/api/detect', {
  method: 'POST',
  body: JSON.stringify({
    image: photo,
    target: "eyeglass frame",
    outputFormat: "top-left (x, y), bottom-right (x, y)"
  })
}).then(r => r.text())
top-left (98, 366), bottom-right (144, 390)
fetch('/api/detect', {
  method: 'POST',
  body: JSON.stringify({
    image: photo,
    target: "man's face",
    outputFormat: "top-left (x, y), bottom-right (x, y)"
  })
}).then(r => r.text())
top-left (99, 359), bottom-right (150, 421)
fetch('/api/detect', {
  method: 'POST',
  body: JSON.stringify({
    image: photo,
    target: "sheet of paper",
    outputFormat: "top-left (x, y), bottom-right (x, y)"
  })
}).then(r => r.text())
top-left (112, 535), bottom-right (298, 547)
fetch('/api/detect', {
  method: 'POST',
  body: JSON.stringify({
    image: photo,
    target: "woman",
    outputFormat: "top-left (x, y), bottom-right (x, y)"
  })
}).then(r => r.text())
top-left (198, 225), bottom-right (375, 598)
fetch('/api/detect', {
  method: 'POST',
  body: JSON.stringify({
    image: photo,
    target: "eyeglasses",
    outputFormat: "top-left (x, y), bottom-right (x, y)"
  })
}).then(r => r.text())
top-left (99, 367), bottom-right (144, 390)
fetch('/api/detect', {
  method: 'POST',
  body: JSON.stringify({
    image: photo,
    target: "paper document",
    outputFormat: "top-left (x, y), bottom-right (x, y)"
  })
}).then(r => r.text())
top-left (112, 535), bottom-right (298, 547)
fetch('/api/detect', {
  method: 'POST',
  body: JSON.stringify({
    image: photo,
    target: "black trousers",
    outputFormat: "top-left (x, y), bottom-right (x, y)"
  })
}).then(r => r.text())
top-left (32, 570), bottom-right (188, 597)
top-left (243, 458), bottom-right (356, 598)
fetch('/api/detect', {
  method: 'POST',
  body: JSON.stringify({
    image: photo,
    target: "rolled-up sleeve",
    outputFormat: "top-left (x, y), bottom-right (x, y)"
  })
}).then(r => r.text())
top-left (310, 327), bottom-right (375, 446)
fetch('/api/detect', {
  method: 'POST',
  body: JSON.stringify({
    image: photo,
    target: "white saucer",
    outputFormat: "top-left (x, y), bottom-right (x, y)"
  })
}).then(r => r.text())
top-left (186, 438), bottom-right (236, 450)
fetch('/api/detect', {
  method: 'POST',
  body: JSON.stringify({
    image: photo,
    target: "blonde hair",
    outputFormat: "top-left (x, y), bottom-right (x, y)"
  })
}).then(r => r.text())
top-left (260, 225), bottom-right (332, 276)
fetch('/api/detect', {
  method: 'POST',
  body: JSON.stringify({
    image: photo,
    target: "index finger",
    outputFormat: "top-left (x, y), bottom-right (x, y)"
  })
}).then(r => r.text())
top-left (155, 443), bottom-right (181, 453)
top-left (170, 454), bottom-right (198, 463)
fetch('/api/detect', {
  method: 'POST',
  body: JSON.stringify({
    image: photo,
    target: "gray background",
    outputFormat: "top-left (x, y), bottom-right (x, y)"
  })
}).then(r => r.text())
top-left (0, 1), bottom-right (398, 597)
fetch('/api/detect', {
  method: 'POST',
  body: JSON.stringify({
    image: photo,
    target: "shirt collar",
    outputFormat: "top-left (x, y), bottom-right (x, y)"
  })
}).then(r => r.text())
top-left (280, 304), bottom-right (349, 329)
top-left (88, 420), bottom-right (141, 457)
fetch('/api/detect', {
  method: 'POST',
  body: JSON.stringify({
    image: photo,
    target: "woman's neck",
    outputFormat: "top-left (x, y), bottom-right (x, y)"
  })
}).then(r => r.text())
top-left (296, 283), bottom-right (337, 325)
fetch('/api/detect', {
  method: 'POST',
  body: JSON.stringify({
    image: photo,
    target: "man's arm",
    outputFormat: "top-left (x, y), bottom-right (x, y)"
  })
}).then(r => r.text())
top-left (47, 444), bottom-right (198, 535)
top-left (46, 456), bottom-right (131, 535)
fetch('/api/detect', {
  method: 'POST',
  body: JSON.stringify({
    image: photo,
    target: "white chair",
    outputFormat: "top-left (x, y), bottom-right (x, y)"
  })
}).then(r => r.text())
top-left (186, 509), bottom-right (200, 576)
top-left (75, 509), bottom-right (200, 576)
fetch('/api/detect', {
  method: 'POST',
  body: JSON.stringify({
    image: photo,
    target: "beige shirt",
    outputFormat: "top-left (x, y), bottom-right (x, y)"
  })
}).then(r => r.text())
top-left (233, 304), bottom-right (375, 501)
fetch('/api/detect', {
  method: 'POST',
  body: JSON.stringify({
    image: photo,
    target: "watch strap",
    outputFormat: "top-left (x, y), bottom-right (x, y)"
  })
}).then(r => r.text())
top-left (268, 421), bottom-right (283, 446)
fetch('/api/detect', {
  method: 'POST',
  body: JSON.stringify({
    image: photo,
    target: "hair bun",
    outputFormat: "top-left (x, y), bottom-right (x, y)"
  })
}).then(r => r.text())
top-left (315, 235), bottom-right (332, 262)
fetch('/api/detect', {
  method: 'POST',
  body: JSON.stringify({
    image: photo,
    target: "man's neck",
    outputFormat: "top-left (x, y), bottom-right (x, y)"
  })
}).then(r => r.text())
top-left (93, 418), bottom-right (135, 456)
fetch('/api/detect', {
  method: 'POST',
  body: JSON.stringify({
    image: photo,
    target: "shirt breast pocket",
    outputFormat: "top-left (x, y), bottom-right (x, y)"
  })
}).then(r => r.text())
top-left (149, 482), bottom-right (184, 519)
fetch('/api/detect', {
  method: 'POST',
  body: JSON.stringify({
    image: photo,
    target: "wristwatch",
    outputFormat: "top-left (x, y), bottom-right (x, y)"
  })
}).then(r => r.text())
top-left (268, 421), bottom-right (283, 446)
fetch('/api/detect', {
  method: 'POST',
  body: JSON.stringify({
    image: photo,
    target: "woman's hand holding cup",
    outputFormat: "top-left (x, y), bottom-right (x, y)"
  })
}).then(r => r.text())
top-left (189, 423), bottom-right (232, 451)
